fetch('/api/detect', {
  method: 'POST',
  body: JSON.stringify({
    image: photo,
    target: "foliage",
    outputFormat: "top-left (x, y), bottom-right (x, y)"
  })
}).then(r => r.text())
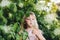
top-left (0, 0), bottom-right (60, 40)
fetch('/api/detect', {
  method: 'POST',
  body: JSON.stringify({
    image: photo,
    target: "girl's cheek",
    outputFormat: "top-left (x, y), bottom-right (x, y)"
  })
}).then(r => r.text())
top-left (26, 20), bottom-right (30, 23)
top-left (25, 20), bottom-right (29, 23)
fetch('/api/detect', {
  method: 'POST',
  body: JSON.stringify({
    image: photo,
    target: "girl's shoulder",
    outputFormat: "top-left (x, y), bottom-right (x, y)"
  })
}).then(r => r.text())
top-left (38, 29), bottom-right (44, 34)
top-left (35, 28), bottom-right (44, 34)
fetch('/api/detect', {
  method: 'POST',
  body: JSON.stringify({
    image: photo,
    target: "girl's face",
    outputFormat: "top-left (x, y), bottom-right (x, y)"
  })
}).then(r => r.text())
top-left (25, 14), bottom-right (35, 28)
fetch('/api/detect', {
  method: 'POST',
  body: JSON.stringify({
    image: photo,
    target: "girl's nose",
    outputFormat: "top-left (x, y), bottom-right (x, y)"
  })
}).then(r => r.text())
top-left (30, 19), bottom-right (32, 23)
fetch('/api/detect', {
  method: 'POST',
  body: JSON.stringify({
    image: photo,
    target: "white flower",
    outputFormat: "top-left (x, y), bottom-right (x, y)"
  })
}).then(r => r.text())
top-left (47, 2), bottom-right (52, 6)
top-left (35, 1), bottom-right (46, 11)
top-left (47, 2), bottom-right (52, 12)
top-left (0, 0), bottom-right (11, 7)
top-left (3, 25), bottom-right (11, 33)
top-left (35, 0), bottom-right (52, 12)
top-left (54, 28), bottom-right (60, 35)
top-left (44, 14), bottom-right (56, 24)
top-left (51, 0), bottom-right (60, 3)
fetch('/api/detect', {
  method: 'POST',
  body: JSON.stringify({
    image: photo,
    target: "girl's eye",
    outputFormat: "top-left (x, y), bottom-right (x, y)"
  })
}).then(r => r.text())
top-left (26, 18), bottom-right (30, 20)
top-left (32, 19), bottom-right (34, 20)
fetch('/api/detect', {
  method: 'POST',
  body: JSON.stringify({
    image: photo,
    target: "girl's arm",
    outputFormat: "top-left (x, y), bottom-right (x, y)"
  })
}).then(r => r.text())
top-left (32, 28), bottom-right (46, 40)
top-left (36, 31), bottom-right (46, 40)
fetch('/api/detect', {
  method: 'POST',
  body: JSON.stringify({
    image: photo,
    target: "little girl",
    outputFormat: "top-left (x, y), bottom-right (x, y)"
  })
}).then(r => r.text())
top-left (20, 12), bottom-right (46, 40)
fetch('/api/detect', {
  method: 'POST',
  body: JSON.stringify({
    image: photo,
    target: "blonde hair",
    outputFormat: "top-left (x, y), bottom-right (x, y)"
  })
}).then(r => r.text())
top-left (19, 12), bottom-right (43, 35)
top-left (22, 12), bottom-right (39, 29)
top-left (30, 12), bottom-right (39, 29)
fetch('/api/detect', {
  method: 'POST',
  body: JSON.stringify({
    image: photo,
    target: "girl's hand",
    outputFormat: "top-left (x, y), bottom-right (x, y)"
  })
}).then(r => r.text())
top-left (32, 28), bottom-right (46, 40)
top-left (32, 28), bottom-right (41, 36)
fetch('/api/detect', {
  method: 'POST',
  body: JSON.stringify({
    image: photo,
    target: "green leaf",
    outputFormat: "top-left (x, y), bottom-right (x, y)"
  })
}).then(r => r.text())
top-left (8, 3), bottom-right (17, 13)
top-left (12, 22), bottom-right (18, 32)
top-left (0, 9), bottom-right (3, 17)
top-left (16, 34), bottom-right (20, 40)
top-left (0, 0), bottom-right (2, 3)
top-left (23, 30), bottom-right (28, 40)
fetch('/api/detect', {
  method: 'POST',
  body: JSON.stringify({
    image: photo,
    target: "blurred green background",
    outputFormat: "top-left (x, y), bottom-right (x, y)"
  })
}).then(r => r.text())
top-left (0, 0), bottom-right (60, 40)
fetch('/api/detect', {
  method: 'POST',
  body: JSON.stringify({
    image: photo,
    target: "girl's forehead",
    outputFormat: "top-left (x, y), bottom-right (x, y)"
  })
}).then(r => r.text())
top-left (30, 15), bottom-right (35, 18)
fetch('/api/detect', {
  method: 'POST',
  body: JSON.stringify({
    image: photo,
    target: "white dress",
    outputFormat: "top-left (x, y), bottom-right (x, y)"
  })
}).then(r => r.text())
top-left (26, 29), bottom-right (39, 40)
